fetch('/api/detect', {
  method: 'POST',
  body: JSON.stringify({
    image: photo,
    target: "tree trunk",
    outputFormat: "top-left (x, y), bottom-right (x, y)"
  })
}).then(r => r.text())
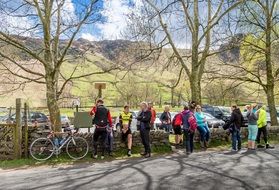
top-left (190, 71), bottom-right (202, 104)
top-left (265, 5), bottom-right (278, 126)
top-left (171, 87), bottom-right (174, 107)
top-left (266, 84), bottom-right (278, 126)
top-left (46, 77), bottom-right (61, 132)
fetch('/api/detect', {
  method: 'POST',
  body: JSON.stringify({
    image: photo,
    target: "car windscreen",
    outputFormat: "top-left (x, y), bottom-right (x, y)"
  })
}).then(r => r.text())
top-left (204, 113), bottom-right (215, 119)
top-left (219, 107), bottom-right (231, 115)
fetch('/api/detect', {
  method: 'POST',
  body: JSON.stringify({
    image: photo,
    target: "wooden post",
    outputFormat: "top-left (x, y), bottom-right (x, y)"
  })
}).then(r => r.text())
top-left (24, 102), bottom-right (29, 158)
top-left (98, 87), bottom-right (102, 98)
top-left (15, 98), bottom-right (22, 159)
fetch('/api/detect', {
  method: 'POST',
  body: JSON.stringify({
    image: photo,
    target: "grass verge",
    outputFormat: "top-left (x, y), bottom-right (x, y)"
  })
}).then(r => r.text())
top-left (0, 145), bottom-right (172, 170)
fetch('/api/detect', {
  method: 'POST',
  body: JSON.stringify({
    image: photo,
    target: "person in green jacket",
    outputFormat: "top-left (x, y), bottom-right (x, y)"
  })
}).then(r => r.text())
top-left (256, 105), bottom-right (274, 149)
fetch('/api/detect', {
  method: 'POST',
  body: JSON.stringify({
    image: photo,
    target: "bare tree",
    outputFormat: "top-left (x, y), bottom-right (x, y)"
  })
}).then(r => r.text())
top-left (0, 0), bottom-right (118, 131)
top-left (213, 0), bottom-right (279, 125)
top-left (126, 0), bottom-right (243, 104)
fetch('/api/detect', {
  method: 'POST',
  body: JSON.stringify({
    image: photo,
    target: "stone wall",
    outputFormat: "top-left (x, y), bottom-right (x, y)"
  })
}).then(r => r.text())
top-left (27, 127), bottom-right (170, 151)
top-left (27, 126), bottom-right (279, 153)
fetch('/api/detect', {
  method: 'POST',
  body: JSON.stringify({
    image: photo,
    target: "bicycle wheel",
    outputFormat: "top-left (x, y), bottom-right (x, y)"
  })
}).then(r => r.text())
top-left (66, 137), bottom-right (89, 160)
top-left (30, 138), bottom-right (54, 161)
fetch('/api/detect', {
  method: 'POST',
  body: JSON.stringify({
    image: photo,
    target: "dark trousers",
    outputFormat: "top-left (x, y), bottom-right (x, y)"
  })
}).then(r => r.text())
top-left (93, 128), bottom-right (107, 156)
top-left (256, 126), bottom-right (268, 144)
top-left (231, 129), bottom-right (241, 150)
top-left (184, 129), bottom-right (194, 153)
top-left (140, 128), bottom-right (151, 154)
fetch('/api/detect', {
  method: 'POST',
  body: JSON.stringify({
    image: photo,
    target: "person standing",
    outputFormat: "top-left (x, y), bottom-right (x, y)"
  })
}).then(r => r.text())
top-left (160, 105), bottom-right (172, 132)
top-left (246, 105), bottom-right (258, 150)
top-left (181, 105), bottom-right (197, 154)
top-left (256, 105), bottom-right (274, 149)
top-left (227, 105), bottom-right (244, 151)
top-left (90, 99), bottom-right (113, 159)
top-left (172, 112), bottom-right (183, 148)
top-left (195, 105), bottom-right (210, 150)
top-left (119, 105), bottom-right (133, 157)
top-left (137, 102), bottom-right (152, 158)
top-left (148, 102), bottom-right (156, 130)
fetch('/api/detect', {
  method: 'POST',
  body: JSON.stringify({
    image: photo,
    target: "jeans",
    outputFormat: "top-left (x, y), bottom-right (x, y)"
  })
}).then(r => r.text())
top-left (140, 128), bottom-right (151, 154)
top-left (93, 127), bottom-right (107, 156)
top-left (256, 126), bottom-right (268, 144)
top-left (184, 129), bottom-right (194, 153)
top-left (162, 124), bottom-right (171, 132)
top-left (248, 124), bottom-right (258, 141)
top-left (197, 125), bottom-right (210, 142)
top-left (231, 129), bottom-right (241, 150)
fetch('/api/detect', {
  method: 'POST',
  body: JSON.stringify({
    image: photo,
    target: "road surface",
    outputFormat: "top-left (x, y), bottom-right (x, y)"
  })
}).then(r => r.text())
top-left (1, 148), bottom-right (279, 190)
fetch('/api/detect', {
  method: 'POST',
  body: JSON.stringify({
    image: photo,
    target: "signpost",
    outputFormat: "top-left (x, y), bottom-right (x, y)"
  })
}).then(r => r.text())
top-left (94, 82), bottom-right (106, 98)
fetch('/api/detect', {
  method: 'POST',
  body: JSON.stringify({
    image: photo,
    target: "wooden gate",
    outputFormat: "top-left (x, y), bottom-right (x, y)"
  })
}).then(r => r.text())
top-left (0, 124), bottom-right (17, 160)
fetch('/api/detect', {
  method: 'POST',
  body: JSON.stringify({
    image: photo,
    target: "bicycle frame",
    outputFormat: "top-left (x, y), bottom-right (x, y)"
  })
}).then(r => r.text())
top-left (54, 135), bottom-right (73, 152)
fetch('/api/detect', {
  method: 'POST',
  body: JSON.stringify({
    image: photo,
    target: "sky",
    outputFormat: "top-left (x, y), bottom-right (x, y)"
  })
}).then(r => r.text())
top-left (76, 0), bottom-right (143, 41)
top-left (0, 0), bottom-right (142, 41)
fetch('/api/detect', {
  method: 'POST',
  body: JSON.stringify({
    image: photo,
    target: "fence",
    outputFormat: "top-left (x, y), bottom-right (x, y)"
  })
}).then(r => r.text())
top-left (0, 124), bottom-right (16, 160)
top-left (0, 99), bottom-right (30, 160)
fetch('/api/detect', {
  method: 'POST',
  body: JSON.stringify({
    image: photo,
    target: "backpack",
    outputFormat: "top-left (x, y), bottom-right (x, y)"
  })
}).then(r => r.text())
top-left (182, 111), bottom-right (197, 133)
top-left (172, 113), bottom-right (182, 127)
top-left (188, 113), bottom-right (197, 132)
top-left (93, 105), bottom-right (109, 127)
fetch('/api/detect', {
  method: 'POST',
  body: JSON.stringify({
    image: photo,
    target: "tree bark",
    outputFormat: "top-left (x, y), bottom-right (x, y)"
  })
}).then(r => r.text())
top-left (265, 2), bottom-right (278, 126)
top-left (190, 72), bottom-right (202, 104)
top-left (46, 75), bottom-right (61, 132)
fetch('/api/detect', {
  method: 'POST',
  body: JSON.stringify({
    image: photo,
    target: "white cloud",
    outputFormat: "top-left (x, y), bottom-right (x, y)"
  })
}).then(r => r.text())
top-left (0, 0), bottom-right (76, 37)
top-left (81, 33), bottom-right (98, 41)
top-left (96, 0), bottom-right (143, 40)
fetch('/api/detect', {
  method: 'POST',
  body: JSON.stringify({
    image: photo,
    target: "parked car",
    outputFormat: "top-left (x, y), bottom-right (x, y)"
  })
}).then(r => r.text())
top-left (1, 111), bottom-right (48, 126)
top-left (204, 113), bottom-right (225, 128)
top-left (202, 105), bottom-right (231, 122)
top-left (61, 115), bottom-right (71, 128)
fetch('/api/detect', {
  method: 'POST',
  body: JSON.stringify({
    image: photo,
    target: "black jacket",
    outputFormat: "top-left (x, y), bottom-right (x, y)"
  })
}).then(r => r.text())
top-left (227, 108), bottom-right (244, 130)
top-left (137, 110), bottom-right (152, 129)
top-left (160, 111), bottom-right (171, 124)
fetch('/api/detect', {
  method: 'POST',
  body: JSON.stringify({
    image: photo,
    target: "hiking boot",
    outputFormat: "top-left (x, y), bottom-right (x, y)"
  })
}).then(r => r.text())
top-left (266, 144), bottom-right (275, 149)
top-left (127, 150), bottom-right (132, 157)
top-left (257, 144), bottom-right (265, 148)
top-left (93, 154), bottom-right (98, 159)
top-left (144, 153), bottom-right (151, 158)
top-left (140, 152), bottom-right (147, 156)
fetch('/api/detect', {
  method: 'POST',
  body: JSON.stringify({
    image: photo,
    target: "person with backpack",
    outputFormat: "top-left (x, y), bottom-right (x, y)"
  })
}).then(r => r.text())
top-left (226, 105), bottom-right (244, 151)
top-left (195, 105), bottom-right (210, 150)
top-left (172, 112), bottom-right (183, 149)
top-left (90, 98), bottom-right (113, 159)
top-left (119, 105), bottom-right (133, 157)
top-left (181, 104), bottom-right (197, 154)
top-left (160, 105), bottom-right (172, 132)
top-left (137, 102), bottom-right (152, 158)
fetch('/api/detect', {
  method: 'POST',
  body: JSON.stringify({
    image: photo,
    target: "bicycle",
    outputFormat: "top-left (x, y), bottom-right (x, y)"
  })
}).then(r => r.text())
top-left (29, 128), bottom-right (89, 161)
